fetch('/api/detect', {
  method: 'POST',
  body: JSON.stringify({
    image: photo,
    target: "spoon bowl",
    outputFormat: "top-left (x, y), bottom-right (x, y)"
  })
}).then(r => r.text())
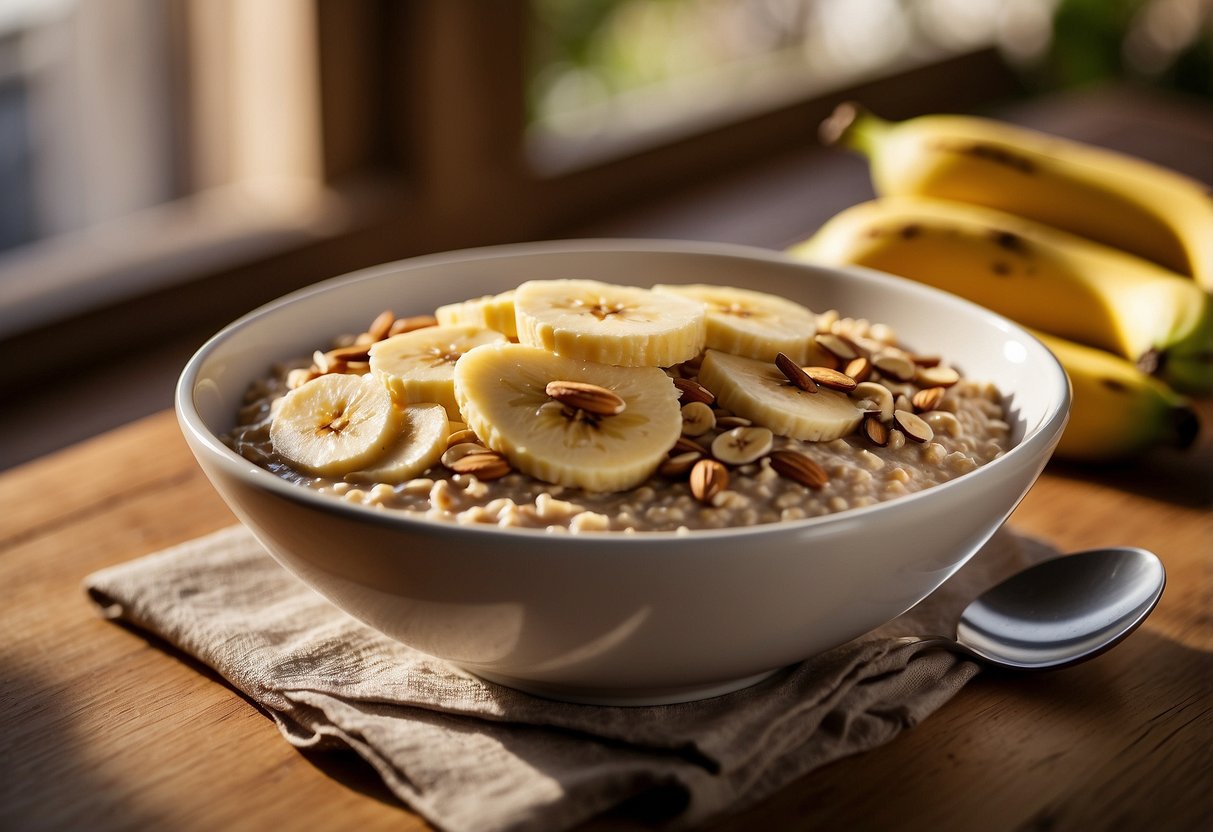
top-left (916, 547), bottom-right (1166, 670)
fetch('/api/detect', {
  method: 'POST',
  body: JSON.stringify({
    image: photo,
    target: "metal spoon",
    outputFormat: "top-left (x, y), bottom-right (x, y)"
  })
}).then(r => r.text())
top-left (906, 547), bottom-right (1166, 670)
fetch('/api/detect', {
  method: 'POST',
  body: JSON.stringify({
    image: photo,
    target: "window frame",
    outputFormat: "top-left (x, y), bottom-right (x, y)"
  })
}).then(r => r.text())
top-left (0, 0), bottom-right (1022, 395)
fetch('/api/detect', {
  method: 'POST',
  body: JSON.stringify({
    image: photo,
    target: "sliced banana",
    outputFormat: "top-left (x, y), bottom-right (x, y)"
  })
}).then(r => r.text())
top-left (345, 403), bottom-right (449, 484)
top-left (369, 325), bottom-right (507, 419)
top-left (697, 349), bottom-right (862, 442)
top-left (453, 342), bottom-right (682, 492)
top-left (270, 374), bottom-right (404, 476)
top-left (652, 284), bottom-right (819, 363)
top-left (435, 290), bottom-right (518, 339)
top-left (514, 279), bottom-right (705, 367)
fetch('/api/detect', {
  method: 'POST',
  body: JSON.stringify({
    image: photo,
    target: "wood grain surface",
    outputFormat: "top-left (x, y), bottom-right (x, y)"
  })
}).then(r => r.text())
top-left (1, 403), bottom-right (1210, 832)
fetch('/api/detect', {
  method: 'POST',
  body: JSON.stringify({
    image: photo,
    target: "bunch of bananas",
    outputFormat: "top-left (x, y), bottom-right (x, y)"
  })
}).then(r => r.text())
top-left (789, 103), bottom-right (1212, 462)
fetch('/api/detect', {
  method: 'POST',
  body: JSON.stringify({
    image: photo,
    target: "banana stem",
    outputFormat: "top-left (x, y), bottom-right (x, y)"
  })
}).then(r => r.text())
top-left (819, 102), bottom-right (890, 156)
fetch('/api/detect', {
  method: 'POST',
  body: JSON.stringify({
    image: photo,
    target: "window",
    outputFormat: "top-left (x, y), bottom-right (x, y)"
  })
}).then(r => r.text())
top-left (1, 0), bottom-right (1032, 362)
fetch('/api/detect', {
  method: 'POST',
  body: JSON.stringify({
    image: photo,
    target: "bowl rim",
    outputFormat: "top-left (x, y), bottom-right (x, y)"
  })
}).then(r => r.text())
top-left (175, 237), bottom-right (1070, 544)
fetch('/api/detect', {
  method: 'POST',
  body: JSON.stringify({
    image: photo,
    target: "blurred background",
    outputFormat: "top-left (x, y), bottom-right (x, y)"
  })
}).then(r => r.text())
top-left (1, 0), bottom-right (1211, 469)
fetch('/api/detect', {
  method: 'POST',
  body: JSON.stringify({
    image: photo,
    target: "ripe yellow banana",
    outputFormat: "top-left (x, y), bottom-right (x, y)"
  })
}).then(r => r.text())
top-left (821, 102), bottom-right (1213, 292)
top-left (790, 196), bottom-right (1213, 396)
top-left (1030, 330), bottom-right (1199, 461)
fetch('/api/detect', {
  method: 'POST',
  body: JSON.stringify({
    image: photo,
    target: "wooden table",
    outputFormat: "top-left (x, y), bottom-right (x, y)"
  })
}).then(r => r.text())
top-left (2, 402), bottom-right (1210, 831)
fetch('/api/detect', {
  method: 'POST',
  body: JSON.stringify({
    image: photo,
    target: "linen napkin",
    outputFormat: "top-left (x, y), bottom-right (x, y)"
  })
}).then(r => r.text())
top-left (85, 525), bottom-right (1054, 832)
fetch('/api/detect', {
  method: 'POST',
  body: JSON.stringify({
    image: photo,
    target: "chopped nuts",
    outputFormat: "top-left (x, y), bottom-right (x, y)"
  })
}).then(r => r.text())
top-left (367, 310), bottom-right (396, 342)
top-left (673, 376), bottom-right (716, 405)
top-left (672, 436), bottom-right (708, 455)
top-left (916, 365), bottom-right (962, 388)
top-left (659, 451), bottom-right (703, 478)
top-left (711, 426), bottom-right (774, 465)
top-left (844, 356), bottom-right (872, 382)
top-left (545, 380), bottom-right (626, 416)
top-left (873, 353), bottom-right (917, 382)
top-left (689, 459), bottom-right (729, 503)
top-left (893, 409), bottom-right (935, 443)
top-left (863, 415), bottom-right (890, 447)
top-left (769, 450), bottom-right (829, 489)
top-left (680, 401), bottom-right (716, 436)
top-left (448, 451), bottom-right (512, 480)
top-left (442, 442), bottom-right (496, 468)
top-left (814, 332), bottom-right (860, 362)
top-left (912, 386), bottom-right (946, 413)
top-left (388, 314), bottom-right (440, 336)
top-left (326, 344), bottom-right (373, 364)
top-left (775, 352), bottom-right (818, 392)
top-left (447, 428), bottom-right (482, 446)
top-left (805, 366), bottom-right (859, 392)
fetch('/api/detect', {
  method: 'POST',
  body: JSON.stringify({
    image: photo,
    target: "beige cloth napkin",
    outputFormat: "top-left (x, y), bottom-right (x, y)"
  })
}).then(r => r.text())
top-left (85, 525), bottom-right (1055, 832)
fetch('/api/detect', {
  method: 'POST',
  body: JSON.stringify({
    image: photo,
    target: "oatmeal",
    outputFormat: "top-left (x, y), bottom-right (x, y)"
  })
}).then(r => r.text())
top-left (225, 280), bottom-right (1011, 533)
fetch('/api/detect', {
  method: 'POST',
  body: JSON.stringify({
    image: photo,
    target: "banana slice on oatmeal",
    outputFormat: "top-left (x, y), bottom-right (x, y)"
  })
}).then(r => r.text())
top-left (513, 279), bottom-right (705, 367)
top-left (697, 349), bottom-right (863, 442)
top-left (453, 342), bottom-right (682, 491)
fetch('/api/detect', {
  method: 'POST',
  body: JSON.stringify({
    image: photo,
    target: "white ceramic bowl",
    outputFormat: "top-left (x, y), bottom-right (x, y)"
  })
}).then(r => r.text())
top-left (177, 239), bottom-right (1069, 705)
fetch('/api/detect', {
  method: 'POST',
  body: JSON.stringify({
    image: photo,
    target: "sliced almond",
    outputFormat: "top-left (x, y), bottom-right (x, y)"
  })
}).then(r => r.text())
top-left (329, 344), bottom-right (373, 362)
top-left (448, 450), bottom-right (511, 480)
top-left (916, 365), bottom-right (962, 388)
top-left (711, 426), bottom-right (774, 466)
top-left (442, 442), bottom-right (495, 468)
top-left (388, 314), bottom-right (440, 336)
top-left (689, 458), bottom-right (729, 503)
top-left (715, 415), bottom-right (753, 430)
top-left (894, 393), bottom-right (915, 413)
top-left (672, 436), bottom-right (708, 456)
top-left (447, 428), bottom-right (482, 446)
top-left (844, 356), bottom-right (872, 383)
top-left (805, 366), bottom-right (858, 392)
top-left (873, 352), bottom-right (916, 382)
top-left (893, 409), bottom-right (934, 443)
top-left (673, 376), bottom-right (715, 405)
top-left (912, 386), bottom-right (946, 412)
top-left (911, 354), bottom-right (942, 368)
top-left (863, 414), bottom-right (890, 447)
top-left (313, 349), bottom-right (331, 374)
top-left (659, 451), bottom-right (703, 478)
top-left (775, 352), bottom-right (818, 392)
top-left (545, 380), bottom-right (626, 416)
top-left (814, 332), bottom-right (860, 362)
top-left (768, 450), bottom-right (829, 489)
top-left (681, 401), bottom-right (716, 437)
top-left (367, 309), bottom-right (396, 342)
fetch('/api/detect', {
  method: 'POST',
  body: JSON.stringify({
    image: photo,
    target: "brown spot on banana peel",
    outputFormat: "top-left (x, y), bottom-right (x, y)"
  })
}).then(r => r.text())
top-left (900, 224), bottom-right (921, 239)
top-left (938, 141), bottom-right (1037, 174)
top-left (992, 261), bottom-right (1012, 276)
top-left (991, 230), bottom-right (1027, 253)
